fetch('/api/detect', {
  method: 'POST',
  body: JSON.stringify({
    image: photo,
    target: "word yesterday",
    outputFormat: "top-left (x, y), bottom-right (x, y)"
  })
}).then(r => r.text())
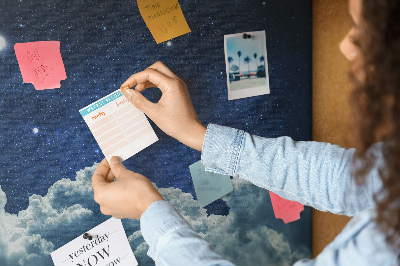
top-left (69, 233), bottom-right (109, 260)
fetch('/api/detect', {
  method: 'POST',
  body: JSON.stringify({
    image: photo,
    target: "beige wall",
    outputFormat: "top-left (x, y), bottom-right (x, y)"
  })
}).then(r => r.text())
top-left (312, 0), bottom-right (353, 257)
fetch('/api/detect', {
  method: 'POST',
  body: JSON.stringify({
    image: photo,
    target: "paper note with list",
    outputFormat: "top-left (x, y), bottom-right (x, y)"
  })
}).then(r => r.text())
top-left (80, 89), bottom-right (158, 162)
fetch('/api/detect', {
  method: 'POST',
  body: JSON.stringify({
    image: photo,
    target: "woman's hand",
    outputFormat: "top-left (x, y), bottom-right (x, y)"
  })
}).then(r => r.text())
top-left (92, 157), bottom-right (164, 220)
top-left (120, 61), bottom-right (206, 152)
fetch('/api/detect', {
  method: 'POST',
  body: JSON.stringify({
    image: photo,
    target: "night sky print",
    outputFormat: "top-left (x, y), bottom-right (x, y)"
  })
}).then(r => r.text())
top-left (0, 0), bottom-right (312, 265)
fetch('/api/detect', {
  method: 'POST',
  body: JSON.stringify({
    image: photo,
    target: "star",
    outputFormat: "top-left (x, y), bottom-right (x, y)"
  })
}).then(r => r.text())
top-left (32, 128), bottom-right (39, 134)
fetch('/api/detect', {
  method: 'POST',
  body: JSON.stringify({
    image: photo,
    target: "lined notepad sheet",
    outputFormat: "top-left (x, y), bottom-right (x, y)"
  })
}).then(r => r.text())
top-left (80, 89), bottom-right (158, 162)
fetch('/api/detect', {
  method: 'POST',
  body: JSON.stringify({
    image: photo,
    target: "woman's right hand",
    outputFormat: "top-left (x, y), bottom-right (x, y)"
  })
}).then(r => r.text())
top-left (120, 61), bottom-right (207, 152)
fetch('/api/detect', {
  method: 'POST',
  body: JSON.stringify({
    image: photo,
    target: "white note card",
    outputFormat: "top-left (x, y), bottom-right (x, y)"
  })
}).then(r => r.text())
top-left (80, 89), bottom-right (158, 162)
top-left (51, 218), bottom-right (137, 266)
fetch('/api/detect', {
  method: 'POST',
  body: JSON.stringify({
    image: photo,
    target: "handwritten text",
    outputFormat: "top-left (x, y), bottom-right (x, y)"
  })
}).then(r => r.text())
top-left (147, 3), bottom-right (180, 20)
top-left (92, 112), bottom-right (105, 120)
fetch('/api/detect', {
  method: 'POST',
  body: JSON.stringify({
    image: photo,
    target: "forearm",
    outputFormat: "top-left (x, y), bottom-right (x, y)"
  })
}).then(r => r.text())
top-left (201, 124), bottom-right (379, 216)
top-left (141, 200), bottom-right (235, 265)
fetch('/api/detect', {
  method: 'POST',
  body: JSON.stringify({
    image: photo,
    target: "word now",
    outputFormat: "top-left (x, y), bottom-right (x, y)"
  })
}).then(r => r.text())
top-left (76, 245), bottom-right (111, 266)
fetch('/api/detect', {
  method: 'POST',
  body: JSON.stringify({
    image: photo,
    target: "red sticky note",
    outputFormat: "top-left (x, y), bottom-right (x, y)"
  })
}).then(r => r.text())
top-left (14, 41), bottom-right (67, 90)
top-left (269, 191), bottom-right (304, 224)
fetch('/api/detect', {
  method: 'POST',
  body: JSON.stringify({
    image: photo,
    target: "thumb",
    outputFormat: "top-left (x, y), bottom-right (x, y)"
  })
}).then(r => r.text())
top-left (109, 156), bottom-right (128, 179)
top-left (122, 88), bottom-right (155, 115)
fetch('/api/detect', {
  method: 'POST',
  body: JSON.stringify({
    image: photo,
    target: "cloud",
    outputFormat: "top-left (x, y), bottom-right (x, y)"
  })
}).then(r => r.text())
top-left (0, 164), bottom-right (103, 266)
top-left (0, 163), bottom-right (310, 266)
top-left (154, 178), bottom-right (310, 265)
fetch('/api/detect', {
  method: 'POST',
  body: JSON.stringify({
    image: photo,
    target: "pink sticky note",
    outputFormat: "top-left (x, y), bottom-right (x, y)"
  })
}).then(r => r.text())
top-left (269, 191), bottom-right (304, 224)
top-left (14, 41), bottom-right (67, 90)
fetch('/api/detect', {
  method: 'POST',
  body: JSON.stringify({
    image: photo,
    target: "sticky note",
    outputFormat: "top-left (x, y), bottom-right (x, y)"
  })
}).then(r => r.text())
top-left (79, 89), bottom-right (158, 162)
top-left (189, 161), bottom-right (233, 208)
top-left (14, 41), bottom-right (67, 90)
top-left (137, 0), bottom-right (191, 44)
top-left (269, 191), bottom-right (304, 224)
top-left (51, 218), bottom-right (138, 266)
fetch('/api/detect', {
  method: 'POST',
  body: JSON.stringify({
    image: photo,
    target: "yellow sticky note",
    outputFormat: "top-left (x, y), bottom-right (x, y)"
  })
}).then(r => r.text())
top-left (137, 0), bottom-right (191, 44)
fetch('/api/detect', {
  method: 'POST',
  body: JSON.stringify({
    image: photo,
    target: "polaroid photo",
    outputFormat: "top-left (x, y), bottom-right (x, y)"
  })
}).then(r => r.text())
top-left (224, 30), bottom-right (270, 100)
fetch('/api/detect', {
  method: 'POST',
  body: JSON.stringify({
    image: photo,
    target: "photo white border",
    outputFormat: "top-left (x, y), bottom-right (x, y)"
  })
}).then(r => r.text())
top-left (224, 30), bottom-right (270, 100)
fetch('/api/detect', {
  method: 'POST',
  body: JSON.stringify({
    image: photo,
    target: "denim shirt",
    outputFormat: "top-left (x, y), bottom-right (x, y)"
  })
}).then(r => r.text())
top-left (140, 124), bottom-right (399, 265)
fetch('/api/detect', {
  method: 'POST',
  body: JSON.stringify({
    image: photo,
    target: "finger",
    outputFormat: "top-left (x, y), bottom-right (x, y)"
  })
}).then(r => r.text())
top-left (133, 61), bottom-right (179, 92)
top-left (121, 88), bottom-right (158, 116)
top-left (109, 156), bottom-right (130, 179)
top-left (99, 158), bottom-right (116, 182)
top-left (147, 61), bottom-right (179, 79)
top-left (105, 169), bottom-right (116, 183)
top-left (120, 68), bottom-right (174, 94)
top-left (92, 159), bottom-right (111, 188)
top-left (135, 81), bottom-right (156, 92)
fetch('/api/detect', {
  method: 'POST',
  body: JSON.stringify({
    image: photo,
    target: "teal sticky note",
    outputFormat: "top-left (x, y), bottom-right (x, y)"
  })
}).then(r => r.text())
top-left (189, 160), bottom-right (233, 208)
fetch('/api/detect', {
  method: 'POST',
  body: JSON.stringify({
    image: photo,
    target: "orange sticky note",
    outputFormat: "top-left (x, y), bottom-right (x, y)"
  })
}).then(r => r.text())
top-left (137, 0), bottom-right (191, 44)
top-left (14, 41), bottom-right (67, 90)
top-left (269, 191), bottom-right (304, 224)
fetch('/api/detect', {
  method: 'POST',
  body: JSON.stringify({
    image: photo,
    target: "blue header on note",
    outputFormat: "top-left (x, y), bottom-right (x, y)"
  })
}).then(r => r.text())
top-left (79, 90), bottom-right (123, 117)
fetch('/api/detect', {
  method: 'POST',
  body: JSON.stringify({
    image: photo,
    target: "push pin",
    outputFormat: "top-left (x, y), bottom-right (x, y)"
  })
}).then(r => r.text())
top-left (243, 33), bottom-right (251, 39)
top-left (83, 233), bottom-right (93, 240)
top-left (120, 85), bottom-right (130, 93)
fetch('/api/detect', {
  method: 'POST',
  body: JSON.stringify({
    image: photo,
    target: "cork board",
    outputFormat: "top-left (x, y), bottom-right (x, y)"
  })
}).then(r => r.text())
top-left (0, 0), bottom-right (313, 265)
top-left (312, 0), bottom-right (353, 257)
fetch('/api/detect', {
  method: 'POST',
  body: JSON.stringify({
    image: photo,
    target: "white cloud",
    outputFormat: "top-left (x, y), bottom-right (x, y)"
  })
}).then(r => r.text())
top-left (0, 163), bottom-right (310, 265)
top-left (154, 179), bottom-right (310, 265)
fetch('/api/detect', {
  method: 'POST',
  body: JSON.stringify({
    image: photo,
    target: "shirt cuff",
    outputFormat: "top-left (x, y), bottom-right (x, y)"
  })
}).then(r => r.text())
top-left (201, 124), bottom-right (245, 176)
top-left (140, 200), bottom-right (192, 260)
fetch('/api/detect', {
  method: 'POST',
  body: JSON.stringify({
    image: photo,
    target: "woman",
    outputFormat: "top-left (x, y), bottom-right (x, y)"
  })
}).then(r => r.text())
top-left (91, 0), bottom-right (400, 264)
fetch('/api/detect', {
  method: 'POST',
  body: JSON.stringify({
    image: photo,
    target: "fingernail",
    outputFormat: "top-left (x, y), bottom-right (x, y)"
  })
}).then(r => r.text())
top-left (124, 89), bottom-right (133, 100)
top-left (110, 156), bottom-right (122, 165)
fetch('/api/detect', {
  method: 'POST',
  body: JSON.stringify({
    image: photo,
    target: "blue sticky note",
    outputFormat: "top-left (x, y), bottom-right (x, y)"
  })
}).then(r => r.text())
top-left (189, 161), bottom-right (233, 208)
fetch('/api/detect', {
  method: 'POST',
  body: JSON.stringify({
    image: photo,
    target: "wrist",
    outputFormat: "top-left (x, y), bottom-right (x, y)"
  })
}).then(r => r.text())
top-left (139, 195), bottom-right (165, 219)
top-left (184, 122), bottom-right (207, 152)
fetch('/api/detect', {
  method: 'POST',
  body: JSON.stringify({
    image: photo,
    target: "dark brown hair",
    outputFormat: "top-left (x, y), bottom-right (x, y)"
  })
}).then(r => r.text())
top-left (350, 0), bottom-right (400, 253)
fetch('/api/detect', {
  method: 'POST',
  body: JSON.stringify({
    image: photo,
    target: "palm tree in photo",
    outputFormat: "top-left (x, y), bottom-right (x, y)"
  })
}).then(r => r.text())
top-left (227, 56), bottom-right (234, 83)
top-left (260, 55), bottom-right (265, 70)
top-left (253, 53), bottom-right (258, 75)
top-left (237, 51), bottom-right (242, 77)
top-left (259, 55), bottom-right (266, 77)
top-left (244, 56), bottom-right (251, 78)
top-left (228, 56), bottom-right (234, 73)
